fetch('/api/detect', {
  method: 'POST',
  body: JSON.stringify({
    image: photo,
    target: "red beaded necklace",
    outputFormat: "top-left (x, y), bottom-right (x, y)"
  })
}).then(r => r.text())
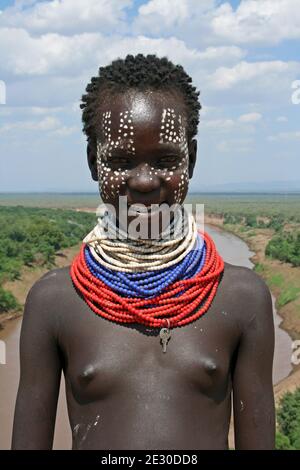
top-left (70, 230), bottom-right (224, 333)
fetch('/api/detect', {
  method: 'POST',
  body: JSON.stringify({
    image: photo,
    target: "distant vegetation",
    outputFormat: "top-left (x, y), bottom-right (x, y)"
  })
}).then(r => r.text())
top-left (266, 232), bottom-right (300, 267)
top-left (276, 388), bottom-right (300, 450)
top-left (187, 193), bottom-right (300, 224)
top-left (192, 195), bottom-right (299, 268)
top-left (0, 206), bottom-right (95, 313)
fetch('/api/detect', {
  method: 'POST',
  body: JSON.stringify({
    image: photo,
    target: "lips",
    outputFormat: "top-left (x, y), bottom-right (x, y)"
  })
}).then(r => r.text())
top-left (127, 201), bottom-right (168, 214)
top-left (127, 201), bottom-right (167, 211)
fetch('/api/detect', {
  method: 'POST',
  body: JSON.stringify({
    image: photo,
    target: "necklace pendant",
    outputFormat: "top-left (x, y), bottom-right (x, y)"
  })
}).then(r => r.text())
top-left (160, 327), bottom-right (171, 353)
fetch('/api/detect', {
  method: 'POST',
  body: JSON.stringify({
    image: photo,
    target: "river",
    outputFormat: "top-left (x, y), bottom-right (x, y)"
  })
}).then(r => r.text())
top-left (0, 225), bottom-right (293, 449)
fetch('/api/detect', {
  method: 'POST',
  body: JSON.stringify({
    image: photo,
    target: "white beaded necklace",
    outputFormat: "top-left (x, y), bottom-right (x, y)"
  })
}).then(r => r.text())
top-left (84, 206), bottom-right (198, 273)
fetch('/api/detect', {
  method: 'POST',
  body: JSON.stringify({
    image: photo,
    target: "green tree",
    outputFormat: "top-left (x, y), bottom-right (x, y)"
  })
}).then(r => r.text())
top-left (275, 432), bottom-right (294, 450)
top-left (245, 214), bottom-right (257, 227)
top-left (277, 388), bottom-right (300, 449)
top-left (0, 287), bottom-right (19, 313)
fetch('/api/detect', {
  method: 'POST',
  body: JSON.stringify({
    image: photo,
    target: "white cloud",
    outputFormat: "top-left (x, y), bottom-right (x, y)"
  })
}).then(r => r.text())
top-left (268, 130), bottom-right (300, 141)
top-left (133, 0), bottom-right (223, 49)
top-left (207, 60), bottom-right (300, 95)
top-left (238, 112), bottom-right (262, 123)
top-left (200, 115), bottom-right (259, 135)
top-left (0, 27), bottom-right (104, 75)
top-left (50, 126), bottom-right (78, 136)
top-left (212, 0), bottom-right (300, 45)
top-left (199, 105), bottom-right (218, 117)
top-left (197, 46), bottom-right (246, 62)
top-left (209, 60), bottom-right (290, 90)
top-left (0, 0), bottom-right (132, 34)
top-left (0, 116), bottom-right (59, 132)
top-left (217, 138), bottom-right (253, 153)
top-left (277, 116), bottom-right (288, 122)
top-left (136, 0), bottom-right (214, 32)
top-left (138, 0), bottom-right (193, 26)
top-left (134, 0), bottom-right (300, 47)
top-left (201, 118), bottom-right (235, 130)
top-left (0, 105), bottom-right (64, 115)
top-left (0, 115), bottom-right (76, 135)
top-left (0, 28), bottom-right (215, 77)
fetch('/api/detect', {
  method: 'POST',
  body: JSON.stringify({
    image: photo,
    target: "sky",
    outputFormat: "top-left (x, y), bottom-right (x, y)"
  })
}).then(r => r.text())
top-left (0, 0), bottom-right (300, 192)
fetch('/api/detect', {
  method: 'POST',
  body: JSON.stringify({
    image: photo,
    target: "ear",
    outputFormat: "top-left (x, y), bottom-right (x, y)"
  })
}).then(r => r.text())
top-left (87, 137), bottom-right (98, 181)
top-left (188, 139), bottom-right (197, 179)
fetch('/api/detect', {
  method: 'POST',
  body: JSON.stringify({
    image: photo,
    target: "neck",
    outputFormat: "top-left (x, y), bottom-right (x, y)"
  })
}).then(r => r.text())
top-left (106, 205), bottom-right (187, 242)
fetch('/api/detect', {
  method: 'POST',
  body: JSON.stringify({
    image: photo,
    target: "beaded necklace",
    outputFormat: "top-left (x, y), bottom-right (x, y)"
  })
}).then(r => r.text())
top-left (70, 207), bottom-right (224, 352)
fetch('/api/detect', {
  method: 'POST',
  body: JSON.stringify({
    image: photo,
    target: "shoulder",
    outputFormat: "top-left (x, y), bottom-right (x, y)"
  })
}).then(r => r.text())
top-left (222, 261), bottom-right (273, 332)
top-left (27, 266), bottom-right (73, 300)
top-left (23, 266), bottom-right (74, 336)
top-left (223, 261), bottom-right (271, 298)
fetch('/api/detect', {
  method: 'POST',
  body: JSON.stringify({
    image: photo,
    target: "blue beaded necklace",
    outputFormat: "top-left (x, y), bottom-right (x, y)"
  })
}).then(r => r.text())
top-left (85, 232), bottom-right (206, 299)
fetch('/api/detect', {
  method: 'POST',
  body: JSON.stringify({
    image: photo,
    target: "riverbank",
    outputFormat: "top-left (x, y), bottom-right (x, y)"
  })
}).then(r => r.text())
top-left (204, 213), bottom-right (300, 400)
top-left (0, 243), bottom-right (80, 330)
top-left (205, 214), bottom-right (300, 338)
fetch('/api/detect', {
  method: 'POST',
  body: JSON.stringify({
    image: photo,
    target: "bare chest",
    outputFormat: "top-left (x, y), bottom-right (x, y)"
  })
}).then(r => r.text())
top-left (59, 300), bottom-right (240, 404)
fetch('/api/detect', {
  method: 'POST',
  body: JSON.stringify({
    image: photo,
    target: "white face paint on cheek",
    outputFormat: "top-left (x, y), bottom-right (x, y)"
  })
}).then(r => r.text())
top-left (97, 110), bottom-right (136, 201)
top-left (159, 108), bottom-right (190, 204)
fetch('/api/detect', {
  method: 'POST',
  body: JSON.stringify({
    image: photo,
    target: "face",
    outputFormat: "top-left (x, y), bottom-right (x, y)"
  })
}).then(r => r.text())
top-left (88, 89), bottom-right (197, 235)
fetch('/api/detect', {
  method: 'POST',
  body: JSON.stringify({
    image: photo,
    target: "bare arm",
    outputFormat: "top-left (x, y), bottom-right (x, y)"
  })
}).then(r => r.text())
top-left (11, 273), bottom-right (62, 449)
top-left (232, 270), bottom-right (275, 450)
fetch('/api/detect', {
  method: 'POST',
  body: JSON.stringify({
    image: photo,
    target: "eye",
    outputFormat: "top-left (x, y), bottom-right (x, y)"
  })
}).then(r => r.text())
top-left (157, 155), bottom-right (180, 168)
top-left (107, 156), bottom-right (131, 168)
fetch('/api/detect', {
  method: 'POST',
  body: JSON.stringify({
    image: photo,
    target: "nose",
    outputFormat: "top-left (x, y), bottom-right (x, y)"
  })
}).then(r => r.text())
top-left (127, 163), bottom-right (160, 194)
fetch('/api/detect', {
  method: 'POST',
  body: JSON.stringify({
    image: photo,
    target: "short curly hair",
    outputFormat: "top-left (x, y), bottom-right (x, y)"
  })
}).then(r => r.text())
top-left (80, 54), bottom-right (201, 142)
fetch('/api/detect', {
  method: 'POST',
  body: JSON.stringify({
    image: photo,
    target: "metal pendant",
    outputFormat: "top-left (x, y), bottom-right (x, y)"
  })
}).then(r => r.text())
top-left (160, 327), bottom-right (171, 353)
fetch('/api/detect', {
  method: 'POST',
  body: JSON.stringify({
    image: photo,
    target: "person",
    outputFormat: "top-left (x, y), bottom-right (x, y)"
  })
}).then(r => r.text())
top-left (11, 54), bottom-right (275, 450)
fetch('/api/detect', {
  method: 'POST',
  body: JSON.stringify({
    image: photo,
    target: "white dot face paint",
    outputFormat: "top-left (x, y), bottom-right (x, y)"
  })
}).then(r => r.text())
top-left (97, 109), bottom-right (136, 201)
top-left (158, 108), bottom-right (190, 204)
top-left (96, 101), bottom-right (191, 208)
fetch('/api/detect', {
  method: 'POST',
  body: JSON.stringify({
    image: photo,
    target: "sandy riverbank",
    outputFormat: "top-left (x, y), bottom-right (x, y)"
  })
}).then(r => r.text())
top-left (204, 213), bottom-right (300, 402)
top-left (0, 244), bottom-right (80, 330)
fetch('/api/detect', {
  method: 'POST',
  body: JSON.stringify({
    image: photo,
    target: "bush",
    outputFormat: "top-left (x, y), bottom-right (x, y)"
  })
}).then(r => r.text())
top-left (245, 214), bottom-right (257, 227)
top-left (276, 388), bottom-right (300, 449)
top-left (224, 213), bottom-right (243, 225)
top-left (277, 287), bottom-right (300, 308)
top-left (275, 432), bottom-right (294, 450)
top-left (266, 232), bottom-right (300, 267)
top-left (267, 216), bottom-right (285, 232)
top-left (254, 263), bottom-right (265, 274)
top-left (0, 206), bottom-right (95, 312)
top-left (0, 206), bottom-right (95, 281)
top-left (0, 287), bottom-right (19, 313)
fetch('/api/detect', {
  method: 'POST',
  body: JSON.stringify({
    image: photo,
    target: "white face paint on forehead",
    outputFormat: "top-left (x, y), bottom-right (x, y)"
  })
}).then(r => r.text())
top-left (96, 105), bottom-right (190, 206)
top-left (96, 109), bottom-right (136, 201)
top-left (159, 108), bottom-right (188, 153)
top-left (159, 108), bottom-right (190, 204)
